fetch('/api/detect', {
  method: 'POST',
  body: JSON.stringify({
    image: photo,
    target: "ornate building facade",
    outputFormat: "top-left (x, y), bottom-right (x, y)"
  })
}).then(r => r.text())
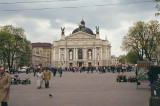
top-left (52, 20), bottom-right (111, 68)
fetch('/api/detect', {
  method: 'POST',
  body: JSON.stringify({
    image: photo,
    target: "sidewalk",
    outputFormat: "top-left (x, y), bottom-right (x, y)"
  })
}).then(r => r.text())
top-left (8, 71), bottom-right (150, 106)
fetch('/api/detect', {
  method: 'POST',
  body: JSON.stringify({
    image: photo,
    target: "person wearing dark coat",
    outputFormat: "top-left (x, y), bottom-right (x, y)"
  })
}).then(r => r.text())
top-left (91, 67), bottom-right (93, 73)
top-left (57, 67), bottom-right (62, 77)
top-left (87, 67), bottom-right (90, 74)
top-left (53, 67), bottom-right (57, 76)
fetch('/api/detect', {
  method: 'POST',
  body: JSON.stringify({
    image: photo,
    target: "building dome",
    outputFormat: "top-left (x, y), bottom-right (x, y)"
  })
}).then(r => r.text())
top-left (72, 20), bottom-right (95, 35)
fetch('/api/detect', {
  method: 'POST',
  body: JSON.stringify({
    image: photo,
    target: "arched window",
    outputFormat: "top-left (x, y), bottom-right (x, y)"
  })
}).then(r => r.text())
top-left (78, 49), bottom-right (83, 59)
top-left (88, 49), bottom-right (92, 60)
top-left (69, 49), bottom-right (73, 60)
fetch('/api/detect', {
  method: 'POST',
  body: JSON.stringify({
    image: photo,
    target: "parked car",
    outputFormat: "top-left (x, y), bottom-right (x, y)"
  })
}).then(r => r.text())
top-left (18, 67), bottom-right (27, 73)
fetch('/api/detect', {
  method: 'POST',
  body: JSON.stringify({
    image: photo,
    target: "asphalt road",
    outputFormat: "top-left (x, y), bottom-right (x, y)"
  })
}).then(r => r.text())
top-left (8, 71), bottom-right (150, 106)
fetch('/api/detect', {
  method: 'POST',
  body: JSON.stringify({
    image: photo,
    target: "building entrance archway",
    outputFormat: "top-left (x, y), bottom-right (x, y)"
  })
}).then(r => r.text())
top-left (78, 62), bottom-right (83, 67)
top-left (69, 63), bottom-right (73, 67)
top-left (88, 62), bottom-right (92, 67)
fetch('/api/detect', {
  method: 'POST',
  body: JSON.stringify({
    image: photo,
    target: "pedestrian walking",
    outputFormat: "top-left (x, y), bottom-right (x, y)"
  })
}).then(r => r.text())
top-left (36, 69), bottom-right (44, 89)
top-left (87, 67), bottom-right (90, 74)
top-left (53, 67), bottom-right (57, 76)
top-left (26, 68), bottom-right (29, 74)
top-left (79, 66), bottom-right (82, 73)
top-left (57, 67), bottom-right (62, 77)
top-left (73, 67), bottom-right (75, 73)
top-left (33, 67), bottom-right (37, 77)
top-left (91, 67), bottom-right (93, 73)
top-left (0, 66), bottom-right (11, 106)
top-left (100, 66), bottom-right (103, 74)
top-left (113, 66), bottom-right (115, 73)
top-left (117, 65), bottom-right (121, 73)
top-left (43, 67), bottom-right (50, 88)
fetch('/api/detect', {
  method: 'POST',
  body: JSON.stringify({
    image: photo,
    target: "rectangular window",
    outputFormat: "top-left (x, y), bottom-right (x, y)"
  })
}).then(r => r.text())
top-left (88, 50), bottom-right (92, 60)
top-left (69, 50), bottom-right (73, 60)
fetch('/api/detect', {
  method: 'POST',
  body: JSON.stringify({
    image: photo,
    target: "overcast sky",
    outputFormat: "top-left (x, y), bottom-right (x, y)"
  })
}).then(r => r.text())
top-left (0, 0), bottom-right (159, 57)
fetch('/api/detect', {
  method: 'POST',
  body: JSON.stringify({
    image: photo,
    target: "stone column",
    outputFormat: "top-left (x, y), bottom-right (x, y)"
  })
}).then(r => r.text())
top-left (76, 48), bottom-right (77, 59)
top-left (109, 48), bottom-right (111, 60)
top-left (106, 47), bottom-right (108, 60)
top-left (84, 48), bottom-right (87, 59)
top-left (52, 49), bottom-right (54, 61)
top-left (65, 48), bottom-right (66, 60)
top-left (95, 48), bottom-right (96, 60)
top-left (93, 48), bottom-right (95, 60)
top-left (108, 48), bottom-right (109, 60)
top-left (84, 48), bottom-right (87, 67)
top-left (101, 47), bottom-right (102, 60)
top-left (83, 48), bottom-right (84, 59)
top-left (64, 48), bottom-right (66, 67)
top-left (74, 48), bottom-right (75, 60)
top-left (59, 48), bottom-right (60, 61)
top-left (85, 48), bottom-right (87, 59)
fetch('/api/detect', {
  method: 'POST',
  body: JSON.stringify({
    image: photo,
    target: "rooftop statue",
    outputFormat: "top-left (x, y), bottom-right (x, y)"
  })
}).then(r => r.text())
top-left (61, 27), bottom-right (65, 35)
top-left (96, 26), bottom-right (99, 34)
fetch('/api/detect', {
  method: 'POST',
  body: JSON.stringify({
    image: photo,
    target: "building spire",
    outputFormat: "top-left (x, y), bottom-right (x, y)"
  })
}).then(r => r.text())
top-left (81, 19), bottom-right (85, 26)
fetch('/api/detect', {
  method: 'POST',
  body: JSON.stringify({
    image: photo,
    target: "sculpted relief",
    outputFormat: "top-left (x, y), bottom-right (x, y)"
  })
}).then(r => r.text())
top-left (96, 47), bottom-right (101, 60)
top-left (67, 33), bottom-right (95, 39)
top-left (60, 48), bottom-right (65, 60)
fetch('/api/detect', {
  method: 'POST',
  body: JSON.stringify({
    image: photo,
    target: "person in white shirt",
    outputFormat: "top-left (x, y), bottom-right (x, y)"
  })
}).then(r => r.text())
top-left (36, 69), bottom-right (44, 89)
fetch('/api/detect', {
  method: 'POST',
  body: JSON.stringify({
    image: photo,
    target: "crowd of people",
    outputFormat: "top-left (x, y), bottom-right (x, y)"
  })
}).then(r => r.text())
top-left (31, 65), bottom-right (135, 78)
top-left (60, 65), bottom-right (135, 74)
top-left (29, 64), bottom-right (135, 90)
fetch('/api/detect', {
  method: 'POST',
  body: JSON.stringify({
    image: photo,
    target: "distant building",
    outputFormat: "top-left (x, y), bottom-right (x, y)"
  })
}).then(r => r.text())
top-left (52, 20), bottom-right (111, 68)
top-left (32, 54), bottom-right (45, 67)
top-left (111, 55), bottom-right (119, 65)
top-left (31, 43), bottom-right (52, 67)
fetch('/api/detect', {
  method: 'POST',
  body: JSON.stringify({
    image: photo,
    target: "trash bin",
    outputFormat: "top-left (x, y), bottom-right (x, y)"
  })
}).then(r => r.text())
top-left (151, 81), bottom-right (160, 97)
top-left (149, 97), bottom-right (160, 106)
top-left (150, 81), bottom-right (160, 106)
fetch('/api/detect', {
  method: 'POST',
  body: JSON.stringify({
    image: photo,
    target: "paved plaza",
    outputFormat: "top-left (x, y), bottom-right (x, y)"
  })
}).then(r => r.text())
top-left (8, 71), bottom-right (150, 106)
